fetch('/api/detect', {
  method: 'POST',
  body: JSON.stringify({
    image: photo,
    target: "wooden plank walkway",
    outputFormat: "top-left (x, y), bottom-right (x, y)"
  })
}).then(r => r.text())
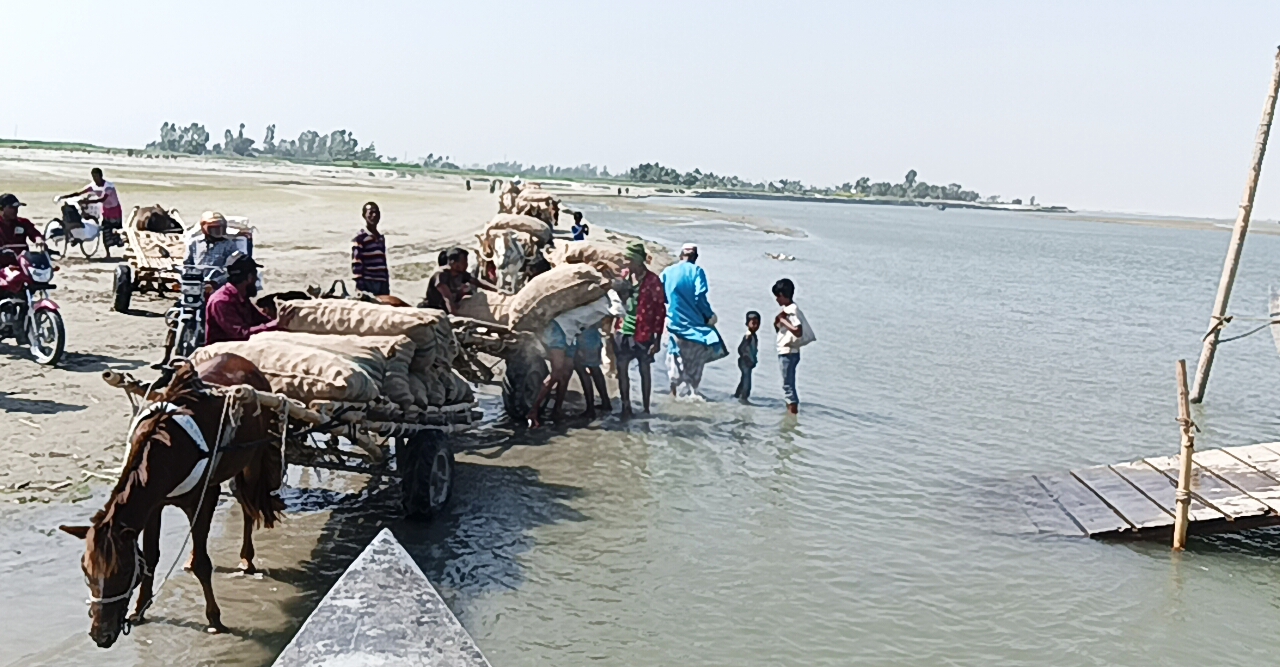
top-left (1034, 442), bottom-right (1280, 539)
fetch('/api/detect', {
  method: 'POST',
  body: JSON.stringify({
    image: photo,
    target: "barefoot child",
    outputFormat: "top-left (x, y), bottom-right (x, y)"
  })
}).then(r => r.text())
top-left (772, 279), bottom-right (815, 414)
top-left (733, 311), bottom-right (760, 402)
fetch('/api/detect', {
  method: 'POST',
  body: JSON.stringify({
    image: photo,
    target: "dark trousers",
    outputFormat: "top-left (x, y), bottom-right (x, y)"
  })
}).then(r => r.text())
top-left (734, 358), bottom-right (754, 399)
top-left (355, 279), bottom-right (390, 296)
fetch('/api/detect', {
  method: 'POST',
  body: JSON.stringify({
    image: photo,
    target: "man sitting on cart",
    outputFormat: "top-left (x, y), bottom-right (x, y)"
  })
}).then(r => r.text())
top-left (205, 253), bottom-right (280, 345)
top-left (185, 211), bottom-right (238, 272)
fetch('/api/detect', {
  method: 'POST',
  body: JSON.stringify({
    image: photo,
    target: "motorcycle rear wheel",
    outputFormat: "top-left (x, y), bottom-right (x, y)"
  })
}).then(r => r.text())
top-left (28, 309), bottom-right (65, 366)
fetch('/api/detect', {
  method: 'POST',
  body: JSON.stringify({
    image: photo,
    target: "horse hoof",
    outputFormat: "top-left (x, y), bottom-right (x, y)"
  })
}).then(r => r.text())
top-left (239, 559), bottom-right (257, 575)
top-left (206, 624), bottom-right (227, 635)
top-left (127, 613), bottom-right (147, 625)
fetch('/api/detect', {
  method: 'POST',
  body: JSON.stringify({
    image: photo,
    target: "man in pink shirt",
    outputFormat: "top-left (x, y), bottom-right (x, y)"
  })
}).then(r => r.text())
top-left (59, 168), bottom-right (123, 244)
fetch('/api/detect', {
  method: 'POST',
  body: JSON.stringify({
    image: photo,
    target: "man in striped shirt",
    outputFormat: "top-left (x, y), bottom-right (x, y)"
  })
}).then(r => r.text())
top-left (352, 201), bottom-right (390, 296)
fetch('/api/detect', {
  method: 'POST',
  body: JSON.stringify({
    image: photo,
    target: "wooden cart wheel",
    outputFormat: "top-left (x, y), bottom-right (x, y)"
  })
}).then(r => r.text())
top-left (399, 431), bottom-right (453, 522)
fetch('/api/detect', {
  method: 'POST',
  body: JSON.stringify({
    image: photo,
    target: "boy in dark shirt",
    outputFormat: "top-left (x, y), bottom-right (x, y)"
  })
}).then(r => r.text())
top-left (733, 311), bottom-right (761, 403)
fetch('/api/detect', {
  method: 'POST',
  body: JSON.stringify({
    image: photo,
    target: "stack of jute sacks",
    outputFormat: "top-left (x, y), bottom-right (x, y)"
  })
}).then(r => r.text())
top-left (190, 300), bottom-right (474, 423)
top-left (453, 263), bottom-right (610, 335)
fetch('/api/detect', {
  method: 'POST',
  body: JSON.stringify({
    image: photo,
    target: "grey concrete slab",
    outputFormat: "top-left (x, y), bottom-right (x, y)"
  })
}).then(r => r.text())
top-left (273, 528), bottom-right (492, 667)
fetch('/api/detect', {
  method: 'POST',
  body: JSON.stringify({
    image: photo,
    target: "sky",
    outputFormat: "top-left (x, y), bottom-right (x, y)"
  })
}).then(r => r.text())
top-left (5, 1), bottom-right (1280, 218)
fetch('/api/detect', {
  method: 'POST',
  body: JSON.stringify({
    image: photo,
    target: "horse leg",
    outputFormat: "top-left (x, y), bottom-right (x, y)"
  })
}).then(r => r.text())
top-left (232, 474), bottom-right (257, 574)
top-left (185, 496), bottom-right (226, 633)
top-left (129, 507), bottom-right (163, 624)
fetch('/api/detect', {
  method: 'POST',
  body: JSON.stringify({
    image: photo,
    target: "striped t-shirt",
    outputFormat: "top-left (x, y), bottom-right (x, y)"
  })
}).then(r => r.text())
top-left (352, 229), bottom-right (389, 282)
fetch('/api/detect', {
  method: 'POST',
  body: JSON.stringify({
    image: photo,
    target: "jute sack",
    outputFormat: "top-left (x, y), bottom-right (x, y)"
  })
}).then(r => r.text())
top-left (505, 264), bottom-right (609, 332)
top-left (407, 373), bottom-right (430, 410)
top-left (251, 331), bottom-right (416, 411)
top-left (190, 340), bottom-right (379, 403)
top-left (545, 241), bottom-right (627, 276)
top-left (419, 368), bottom-right (448, 406)
top-left (484, 213), bottom-right (553, 245)
top-left (445, 370), bottom-right (475, 405)
top-left (452, 290), bottom-right (512, 326)
top-left (279, 299), bottom-right (453, 374)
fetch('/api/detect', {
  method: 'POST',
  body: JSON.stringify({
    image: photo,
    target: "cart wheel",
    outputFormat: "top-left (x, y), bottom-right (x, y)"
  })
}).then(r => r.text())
top-left (43, 220), bottom-right (69, 259)
top-left (112, 264), bottom-right (133, 313)
top-left (399, 432), bottom-right (453, 521)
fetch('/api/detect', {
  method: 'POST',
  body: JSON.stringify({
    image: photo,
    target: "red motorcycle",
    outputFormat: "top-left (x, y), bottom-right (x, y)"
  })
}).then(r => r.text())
top-left (0, 248), bottom-right (65, 365)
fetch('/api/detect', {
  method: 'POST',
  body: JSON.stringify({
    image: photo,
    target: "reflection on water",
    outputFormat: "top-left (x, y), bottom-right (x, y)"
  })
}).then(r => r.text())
top-left (10, 202), bottom-right (1280, 665)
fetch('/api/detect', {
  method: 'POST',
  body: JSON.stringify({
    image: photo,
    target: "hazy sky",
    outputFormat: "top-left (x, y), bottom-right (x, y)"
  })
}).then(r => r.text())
top-left (6, 1), bottom-right (1280, 217)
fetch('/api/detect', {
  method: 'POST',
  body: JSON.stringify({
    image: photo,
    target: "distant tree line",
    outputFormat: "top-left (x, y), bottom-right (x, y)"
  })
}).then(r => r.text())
top-left (146, 123), bottom-right (382, 162)
top-left (143, 123), bottom-right (992, 202)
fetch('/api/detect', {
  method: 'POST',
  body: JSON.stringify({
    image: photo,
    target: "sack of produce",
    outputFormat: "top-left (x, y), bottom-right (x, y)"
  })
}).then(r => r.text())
top-left (407, 373), bottom-right (430, 410)
top-left (250, 331), bottom-right (416, 411)
top-left (445, 370), bottom-right (475, 405)
top-left (483, 213), bottom-right (553, 245)
top-left (452, 289), bottom-right (512, 326)
top-left (191, 340), bottom-right (380, 403)
top-left (545, 241), bottom-right (628, 276)
top-left (504, 264), bottom-right (609, 332)
top-left (278, 299), bottom-right (456, 371)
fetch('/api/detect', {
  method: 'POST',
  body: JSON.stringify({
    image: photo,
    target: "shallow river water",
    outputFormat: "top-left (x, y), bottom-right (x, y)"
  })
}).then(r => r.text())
top-left (7, 200), bottom-right (1280, 666)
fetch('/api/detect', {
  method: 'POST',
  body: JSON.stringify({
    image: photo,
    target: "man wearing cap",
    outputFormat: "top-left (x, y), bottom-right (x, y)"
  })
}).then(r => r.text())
top-left (205, 253), bottom-right (278, 345)
top-left (0, 194), bottom-right (44, 264)
top-left (613, 241), bottom-right (665, 417)
top-left (660, 242), bottom-right (727, 399)
top-left (184, 211), bottom-right (238, 271)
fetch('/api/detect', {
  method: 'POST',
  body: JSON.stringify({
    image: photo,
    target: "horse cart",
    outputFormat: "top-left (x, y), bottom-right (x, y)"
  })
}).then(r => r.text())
top-left (111, 208), bottom-right (254, 313)
top-left (98, 300), bottom-right (527, 519)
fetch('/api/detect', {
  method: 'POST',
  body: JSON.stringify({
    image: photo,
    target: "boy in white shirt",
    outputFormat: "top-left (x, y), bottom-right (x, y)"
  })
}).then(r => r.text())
top-left (772, 278), bottom-right (815, 414)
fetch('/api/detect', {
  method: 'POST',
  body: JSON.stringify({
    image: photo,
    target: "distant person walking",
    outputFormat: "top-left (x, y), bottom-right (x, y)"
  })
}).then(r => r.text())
top-left (351, 202), bottom-right (390, 296)
top-left (733, 311), bottom-right (761, 403)
top-left (613, 242), bottom-right (665, 418)
top-left (772, 278), bottom-right (815, 414)
top-left (660, 243), bottom-right (727, 399)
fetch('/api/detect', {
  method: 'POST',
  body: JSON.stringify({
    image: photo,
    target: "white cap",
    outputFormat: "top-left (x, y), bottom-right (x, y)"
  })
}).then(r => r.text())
top-left (681, 243), bottom-right (698, 252)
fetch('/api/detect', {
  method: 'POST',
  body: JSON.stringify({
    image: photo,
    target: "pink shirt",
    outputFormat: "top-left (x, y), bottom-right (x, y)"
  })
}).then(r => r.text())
top-left (92, 181), bottom-right (122, 216)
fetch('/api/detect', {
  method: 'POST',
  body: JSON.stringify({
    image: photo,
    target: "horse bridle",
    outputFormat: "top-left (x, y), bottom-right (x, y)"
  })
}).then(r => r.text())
top-left (86, 537), bottom-right (150, 633)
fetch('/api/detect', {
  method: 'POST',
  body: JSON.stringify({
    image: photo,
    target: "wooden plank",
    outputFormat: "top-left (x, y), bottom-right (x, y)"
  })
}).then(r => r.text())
top-left (1110, 461), bottom-right (1225, 523)
top-left (1143, 453), bottom-right (1271, 520)
top-left (1032, 473), bottom-right (1131, 536)
top-left (1223, 443), bottom-right (1280, 481)
top-left (1190, 449), bottom-right (1280, 514)
top-left (1071, 465), bottom-right (1171, 530)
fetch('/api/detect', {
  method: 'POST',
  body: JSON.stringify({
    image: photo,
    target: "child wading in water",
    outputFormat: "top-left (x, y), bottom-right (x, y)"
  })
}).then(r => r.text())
top-left (773, 278), bottom-right (815, 414)
top-left (733, 311), bottom-right (760, 403)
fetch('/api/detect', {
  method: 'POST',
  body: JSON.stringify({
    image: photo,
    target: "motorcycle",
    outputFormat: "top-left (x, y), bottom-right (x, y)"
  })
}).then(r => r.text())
top-left (160, 264), bottom-right (222, 365)
top-left (0, 248), bottom-right (66, 365)
top-left (43, 198), bottom-right (125, 260)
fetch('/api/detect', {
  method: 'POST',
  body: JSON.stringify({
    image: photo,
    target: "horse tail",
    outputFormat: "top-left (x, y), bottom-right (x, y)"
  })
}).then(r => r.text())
top-left (236, 442), bottom-right (285, 529)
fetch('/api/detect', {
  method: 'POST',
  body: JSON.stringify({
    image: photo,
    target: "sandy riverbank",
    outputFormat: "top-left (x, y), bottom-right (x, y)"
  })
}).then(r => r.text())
top-left (0, 150), bottom-right (677, 504)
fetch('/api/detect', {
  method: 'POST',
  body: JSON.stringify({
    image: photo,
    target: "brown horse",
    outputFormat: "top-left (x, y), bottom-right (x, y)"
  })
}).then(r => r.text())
top-left (59, 354), bottom-right (284, 648)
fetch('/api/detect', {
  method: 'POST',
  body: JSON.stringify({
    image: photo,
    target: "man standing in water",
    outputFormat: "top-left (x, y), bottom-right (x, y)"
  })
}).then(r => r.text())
top-left (613, 242), bottom-right (665, 418)
top-left (351, 202), bottom-right (390, 296)
top-left (660, 243), bottom-right (726, 399)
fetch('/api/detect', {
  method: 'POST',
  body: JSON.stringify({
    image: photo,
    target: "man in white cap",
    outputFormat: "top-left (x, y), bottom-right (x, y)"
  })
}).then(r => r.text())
top-left (659, 242), bottom-right (727, 399)
top-left (184, 211), bottom-right (237, 270)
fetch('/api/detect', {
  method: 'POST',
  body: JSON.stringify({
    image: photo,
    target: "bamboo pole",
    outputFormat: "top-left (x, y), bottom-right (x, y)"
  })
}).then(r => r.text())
top-left (1190, 46), bottom-right (1280, 403)
top-left (1173, 359), bottom-right (1196, 551)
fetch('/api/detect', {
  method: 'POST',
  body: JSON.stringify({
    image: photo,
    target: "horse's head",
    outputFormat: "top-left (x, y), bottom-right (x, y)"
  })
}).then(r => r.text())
top-left (59, 518), bottom-right (144, 648)
top-left (495, 231), bottom-right (525, 271)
